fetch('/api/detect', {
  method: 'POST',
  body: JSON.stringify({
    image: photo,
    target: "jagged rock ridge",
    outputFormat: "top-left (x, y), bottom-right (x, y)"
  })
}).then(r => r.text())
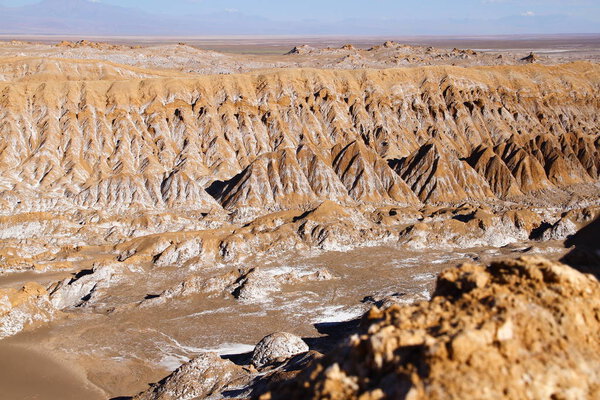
top-left (0, 62), bottom-right (598, 219)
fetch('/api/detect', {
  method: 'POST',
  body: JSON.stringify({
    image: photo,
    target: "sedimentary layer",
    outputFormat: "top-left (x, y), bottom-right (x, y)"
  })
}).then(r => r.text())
top-left (0, 62), bottom-right (598, 219)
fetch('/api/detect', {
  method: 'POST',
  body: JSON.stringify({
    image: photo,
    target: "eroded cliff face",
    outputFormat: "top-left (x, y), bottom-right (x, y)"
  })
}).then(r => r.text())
top-left (0, 63), bottom-right (598, 217)
top-left (0, 62), bottom-right (597, 284)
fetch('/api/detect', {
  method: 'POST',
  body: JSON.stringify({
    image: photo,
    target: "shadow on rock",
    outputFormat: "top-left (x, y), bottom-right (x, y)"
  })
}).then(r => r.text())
top-left (222, 351), bottom-right (253, 366)
top-left (561, 217), bottom-right (600, 279)
top-left (303, 318), bottom-right (362, 354)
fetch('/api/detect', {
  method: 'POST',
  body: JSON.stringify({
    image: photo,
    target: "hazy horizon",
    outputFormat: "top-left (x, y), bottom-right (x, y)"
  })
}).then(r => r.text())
top-left (0, 0), bottom-right (599, 36)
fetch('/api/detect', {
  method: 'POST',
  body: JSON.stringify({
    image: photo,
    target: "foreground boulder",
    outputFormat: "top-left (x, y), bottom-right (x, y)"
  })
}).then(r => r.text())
top-left (134, 352), bottom-right (248, 400)
top-left (252, 332), bottom-right (310, 369)
top-left (262, 256), bottom-right (600, 400)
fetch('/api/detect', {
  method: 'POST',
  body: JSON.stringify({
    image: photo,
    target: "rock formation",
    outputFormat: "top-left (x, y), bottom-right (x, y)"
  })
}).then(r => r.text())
top-left (134, 352), bottom-right (248, 400)
top-left (251, 332), bottom-right (309, 369)
top-left (390, 141), bottom-right (494, 203)
top-left (0, 63), bottom-right (598, 219)
top-left (521, 52), bottom-right (539, 63)
top-left (0, 282), bottom-right (58, 338)
top-left (467, 145), bottom-right (523, 198)
top-left (261, 255), bottom-right (600, 400)
top-left (48, 262), bottom-right (119, 309)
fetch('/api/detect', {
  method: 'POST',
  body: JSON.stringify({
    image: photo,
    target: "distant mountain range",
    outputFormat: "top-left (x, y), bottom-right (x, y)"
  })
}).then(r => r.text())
top-left (0, 0), bottom-right (598, 35)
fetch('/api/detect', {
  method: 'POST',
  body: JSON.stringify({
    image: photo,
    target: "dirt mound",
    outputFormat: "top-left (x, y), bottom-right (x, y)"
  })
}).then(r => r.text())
top-left (263, 255), bottom-right (600, 399)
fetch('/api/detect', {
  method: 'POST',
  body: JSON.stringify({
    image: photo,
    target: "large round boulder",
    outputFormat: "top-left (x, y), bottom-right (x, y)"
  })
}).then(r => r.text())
top-left (251, 332), bottom-right (309, 368)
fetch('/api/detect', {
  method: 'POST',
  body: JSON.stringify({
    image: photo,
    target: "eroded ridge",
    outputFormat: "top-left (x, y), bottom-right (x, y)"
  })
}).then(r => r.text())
top-left (0, 63), bottom-right (598, 218)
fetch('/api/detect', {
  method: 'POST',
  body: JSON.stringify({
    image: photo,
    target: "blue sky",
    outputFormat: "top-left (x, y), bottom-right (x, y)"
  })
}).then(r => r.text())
top-left (1, 0), bottom-right (599, 21)
top-left (0, 0), bottom-right (598, 35)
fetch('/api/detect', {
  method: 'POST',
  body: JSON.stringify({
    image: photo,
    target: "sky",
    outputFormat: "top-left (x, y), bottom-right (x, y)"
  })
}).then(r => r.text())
top-left (0, 0), bottom-right (598, 35)
top-left (1, 0), bottom-right (599, 22)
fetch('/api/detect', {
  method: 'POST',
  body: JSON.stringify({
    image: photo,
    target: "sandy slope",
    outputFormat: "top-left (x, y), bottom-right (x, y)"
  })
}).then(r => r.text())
top-left (0, 341), bottom-right (106, 399)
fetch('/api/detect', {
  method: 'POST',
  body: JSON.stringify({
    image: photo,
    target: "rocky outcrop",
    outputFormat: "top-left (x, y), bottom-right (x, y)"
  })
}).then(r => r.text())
top-left (0, 60), bottom-right (597, 279)
top-left (493, 139), bottom-right (553, 193)
top-left (134, 352), bottom-right (248, 400)
top-left (48, 263), bottom-right (119, 309)
top-left (521, 52), bottom-right (539, 63)
top-left (0, 282), bottom-right (58, 339)
top-left (55, 40), bottom-right (136, 51)
top-left (262, 256), bottom-right (600, 400)
top-left (230, 267), bottom-right (336, 302)
top-left (0, 57), bottom-right (173, 82)
top-left (285, 45), bottom-right (316, 55)
top-left (296, 144), bottom-right (351, 203)
top-left (568, 133), bottom-right (600, 179)
top-left (526, 134), bottom-right (595, 186)
top-left (207, 146), bottom-right (350, 217)
top-left (141, 264), bottom-right (337, 306)
top-left (100, 203), bottom-right (598, 275)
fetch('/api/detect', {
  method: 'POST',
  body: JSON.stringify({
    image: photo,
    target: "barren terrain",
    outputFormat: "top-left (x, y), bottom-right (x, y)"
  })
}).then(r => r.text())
top-left (0, 36), bottom-right (598, 399)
